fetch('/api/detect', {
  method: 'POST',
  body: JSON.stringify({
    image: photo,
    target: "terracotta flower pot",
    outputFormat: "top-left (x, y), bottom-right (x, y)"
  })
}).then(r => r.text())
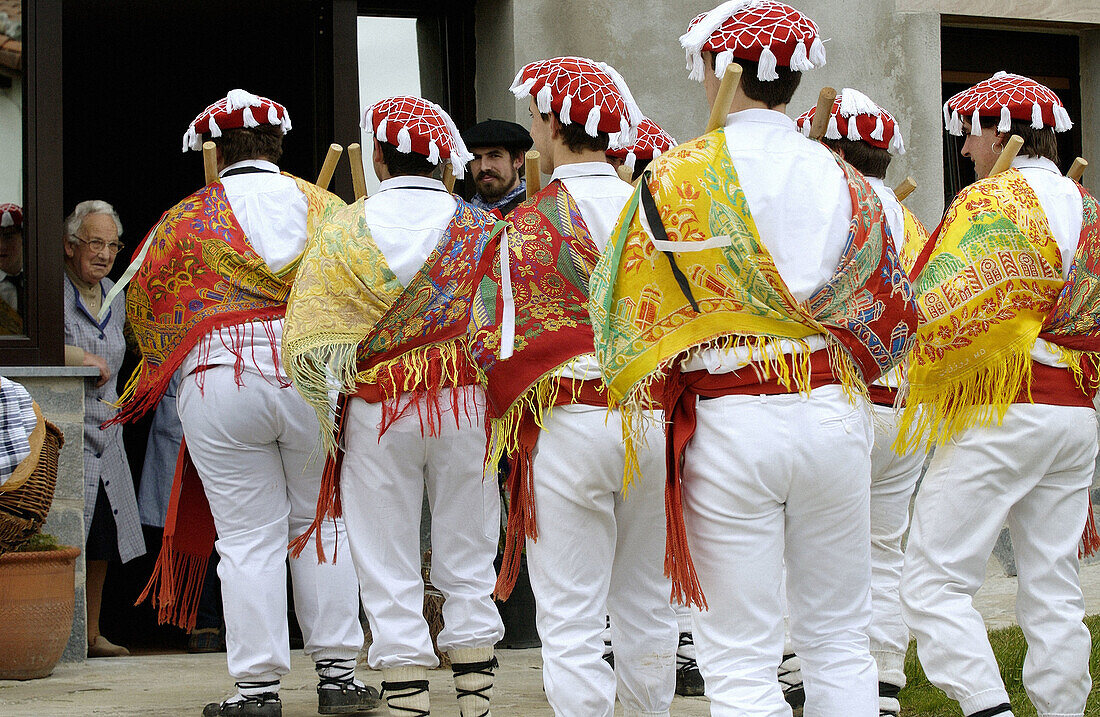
top-left (0, 546), bottom-right (80, 680)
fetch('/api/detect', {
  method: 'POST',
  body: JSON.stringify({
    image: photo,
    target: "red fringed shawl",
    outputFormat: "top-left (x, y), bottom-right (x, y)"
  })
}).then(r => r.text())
top-left (122, 177), bottom-right (341, 629)
top-left (467, 181), bottom-right (610, 600)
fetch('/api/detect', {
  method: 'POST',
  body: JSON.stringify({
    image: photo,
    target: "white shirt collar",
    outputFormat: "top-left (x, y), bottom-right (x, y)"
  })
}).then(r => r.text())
top-left (220, 158), bottom-right (281, 177)
top-left (1012, 155), bottom-right (1062, 175)
top-left (725, 107), bottom-right (799, 132)
top-left (377, 175), bottom-right (448, 192)
top-left (550, 161), bottom-right (618, 183)
top-left (865, 176), bottom-right (890, 193)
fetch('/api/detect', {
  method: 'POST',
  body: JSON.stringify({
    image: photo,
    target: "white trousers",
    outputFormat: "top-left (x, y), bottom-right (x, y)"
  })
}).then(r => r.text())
top-left (868, 403), bottom-right (925, 688)
top-left (526, 406), bottom-right (677, 717)
top-left (681, 385), bottom-right (878, 717)
top-left (901, 403), bottom-right (1096, 717)
top-left (177, 367), bottom-right (364, 684)
top-left (340, 387), bottom-right (504, 670)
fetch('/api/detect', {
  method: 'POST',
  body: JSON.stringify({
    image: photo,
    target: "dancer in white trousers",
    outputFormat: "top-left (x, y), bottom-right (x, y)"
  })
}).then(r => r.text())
top-left (467, 56), bottom-right (677, 716)
top-left (114, 89), bottom-right (375, 717)
top-left (591, 4), bottom-right (920, 712)
top-left (284, 96), bottom-right (505, 717)
top-left (796, 89), bottom-right (931, 716)
top-left (900, 72), bottom-right (1099, 717)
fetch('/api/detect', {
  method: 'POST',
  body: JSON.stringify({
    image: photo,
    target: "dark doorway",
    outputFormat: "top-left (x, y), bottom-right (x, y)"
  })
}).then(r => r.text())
top-left (63, 0), bottom-right (340, 255)
top-left (62, 0), bottom-right (343, 651)
top-left (941, 24), bottom-right (1082, 209)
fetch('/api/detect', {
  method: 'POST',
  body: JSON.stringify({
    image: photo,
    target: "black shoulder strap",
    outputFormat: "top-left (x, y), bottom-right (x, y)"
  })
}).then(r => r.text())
top-left (639, 175), bottom-right (700, 313)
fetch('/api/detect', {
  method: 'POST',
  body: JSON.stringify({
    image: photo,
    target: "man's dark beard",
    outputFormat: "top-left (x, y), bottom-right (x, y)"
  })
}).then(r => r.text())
top-left (476, 170), bottom-right (519, 202)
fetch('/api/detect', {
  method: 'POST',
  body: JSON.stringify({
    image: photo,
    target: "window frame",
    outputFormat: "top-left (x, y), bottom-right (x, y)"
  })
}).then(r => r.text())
top-left (350, 0), bottom-right (478, 131)
top-left (0, 0), bottom-right (64, 366)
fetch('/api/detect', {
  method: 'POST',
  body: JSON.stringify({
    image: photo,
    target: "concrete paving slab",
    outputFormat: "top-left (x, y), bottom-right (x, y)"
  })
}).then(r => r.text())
top-left (0, 649), bottom-right (709, 716)
top-left (2, 560), bottom-right (1098, 715)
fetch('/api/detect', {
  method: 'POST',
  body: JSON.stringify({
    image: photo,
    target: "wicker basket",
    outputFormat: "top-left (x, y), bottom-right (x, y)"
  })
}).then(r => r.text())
top-left (420, 549), bottom-right (449, 667)
top-left (0, 403), bottom-right (65, 554)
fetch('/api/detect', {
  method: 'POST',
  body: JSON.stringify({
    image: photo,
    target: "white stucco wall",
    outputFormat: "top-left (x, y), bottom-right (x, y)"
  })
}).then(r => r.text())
top-left (475, 1), bottom-right (1098, 226)
top-left (476, 1), bottom-right (947, 224)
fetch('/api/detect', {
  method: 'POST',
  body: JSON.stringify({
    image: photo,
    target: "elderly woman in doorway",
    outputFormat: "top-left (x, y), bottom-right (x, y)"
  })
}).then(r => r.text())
top-left (62, 200), bottom-right (145, 658)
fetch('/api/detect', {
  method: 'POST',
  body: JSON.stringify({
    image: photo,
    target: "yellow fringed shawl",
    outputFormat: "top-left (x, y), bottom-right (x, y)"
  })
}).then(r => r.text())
top-left (897, 170), bottom-right (1064, 450)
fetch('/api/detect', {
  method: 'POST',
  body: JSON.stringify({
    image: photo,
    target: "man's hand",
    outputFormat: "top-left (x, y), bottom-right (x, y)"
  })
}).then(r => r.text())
top-left (83, 351), bottom-right (111, 388)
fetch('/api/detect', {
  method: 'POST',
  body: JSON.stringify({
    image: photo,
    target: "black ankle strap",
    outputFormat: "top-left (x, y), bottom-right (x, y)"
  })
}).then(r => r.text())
top-left (451, 656), bottom-right (497, 713)
top-left (878, 681), bottom-right (901, 698)
top-left (236, 680), bottom-right (279, 690)
top-left (380, 679), bottom-right (430, 716)
top-left (451, 656), bottom-right (498, 677)
top-left (676, 633), bottom-right (697, 673)
top-left (968, 704), bottom-right (1012, 717)
top-left (315, 658), bottom-right (355, 689)
top-left (228, 681), bottom-right (280, 706)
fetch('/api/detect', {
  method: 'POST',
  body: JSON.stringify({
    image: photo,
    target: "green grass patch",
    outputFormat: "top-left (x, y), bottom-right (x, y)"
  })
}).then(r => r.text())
top-left (900, 614), bottom-right (1100, 715)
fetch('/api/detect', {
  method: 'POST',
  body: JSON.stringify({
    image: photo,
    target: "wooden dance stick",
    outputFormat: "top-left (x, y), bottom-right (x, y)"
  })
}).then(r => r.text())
top-left (202, 141), bottom-right (218, 184)
top-left (347, 143), bottom-right (368, 200)
top-left (315, 143), bottom-right (343, 190)
top-left (894, 177), bottom-right (917, 202)
top-left (442, 163), bottom-right (457, 193)
top-left (525, 150), bottom-right (542, 194)
top-left (1068, 157), bottom-right (1088, 182)
top-left (988, 135), bottom-right (1023, 177)
top-left (705, 63), bottom-right (743, 134)
top-left (808, 87), bottom-right (837, 141)
top-left (616, 164), bottom-right (633, 183)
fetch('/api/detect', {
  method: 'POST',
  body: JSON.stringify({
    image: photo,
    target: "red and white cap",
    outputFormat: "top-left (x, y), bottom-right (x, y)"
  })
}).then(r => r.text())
top-left (606, 118), bottom-right (678, 170)
top-left (183, 89), bottom-right (292, 152)
top-left (681, 0), bottom-right (826, 83)
top-left (510, 56), bottom-right (644, 148)
top-left (944, 71), bottom-right (1072, 137)
top-left (796, 88), bottom-right (905, 155)
top-left (362, 96), bottom-right (474, 179)
top-left (0, 203), bottom-right (22, 230)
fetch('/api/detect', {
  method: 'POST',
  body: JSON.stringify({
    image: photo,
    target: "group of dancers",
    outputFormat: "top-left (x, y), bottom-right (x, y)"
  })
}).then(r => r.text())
top-left (108, 1), bottom-right (1098, 715)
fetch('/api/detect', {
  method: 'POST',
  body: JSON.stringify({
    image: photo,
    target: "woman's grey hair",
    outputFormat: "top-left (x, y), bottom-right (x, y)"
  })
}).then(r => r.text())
top-left (64, 200), bottom-right (123, 244)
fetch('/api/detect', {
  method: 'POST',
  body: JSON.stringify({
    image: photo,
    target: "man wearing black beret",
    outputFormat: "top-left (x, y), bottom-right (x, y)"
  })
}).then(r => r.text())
top-left (461, 119), bottom-right (532, 218)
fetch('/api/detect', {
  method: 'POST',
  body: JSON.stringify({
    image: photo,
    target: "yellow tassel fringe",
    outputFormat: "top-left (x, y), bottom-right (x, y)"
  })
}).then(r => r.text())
top-left (485, 370), bottom-right (565, 472)
top-left (895, 347), bottom-right (1033, 454)
top-left (114, 358), bottom-right (145, 409)
top-left (283, 335), bottom-right (467, 457)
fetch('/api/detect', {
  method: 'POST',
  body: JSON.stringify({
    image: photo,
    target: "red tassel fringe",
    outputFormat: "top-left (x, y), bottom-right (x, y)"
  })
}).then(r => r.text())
top-left (663, 474), bottom-right (707, 611)
top-left (494, 415), bottom-right (539, 602)
top-left (289, 395), bottom-right (348, 563)
top-left (662, 366), bottom-right (708, 610)
top-left (105, 308), bottom-right (287, 429)
top-left (135, 537), bottom-right (209, 632)
top-left (1082, 493), bottom-right (1100, 559)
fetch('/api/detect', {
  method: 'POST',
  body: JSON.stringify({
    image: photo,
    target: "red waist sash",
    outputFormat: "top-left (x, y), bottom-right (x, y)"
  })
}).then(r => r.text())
top-left (868, 384), bottom-right (899, 407)
top-left (1018, 361), bottom-right (1095, 407)
top-left (869, 359), bottom-right (1093, 409)
top-left (662, 351), bottom-right (837, 609)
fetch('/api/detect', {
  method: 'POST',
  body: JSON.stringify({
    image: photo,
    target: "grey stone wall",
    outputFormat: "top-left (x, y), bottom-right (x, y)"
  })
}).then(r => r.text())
top-left (4, 368), bottom-right (98, 664)
top-left (474, 1), bottom-right (1098, 226)
top-left (1082, 30), bottom-right (1100, 198)
top-left (475, 1), bottom-right (946, 224)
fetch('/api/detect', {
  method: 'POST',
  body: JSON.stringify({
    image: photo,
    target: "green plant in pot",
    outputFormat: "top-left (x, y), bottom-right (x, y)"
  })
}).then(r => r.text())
top-left (0, 403), bottom-right (78, 680)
